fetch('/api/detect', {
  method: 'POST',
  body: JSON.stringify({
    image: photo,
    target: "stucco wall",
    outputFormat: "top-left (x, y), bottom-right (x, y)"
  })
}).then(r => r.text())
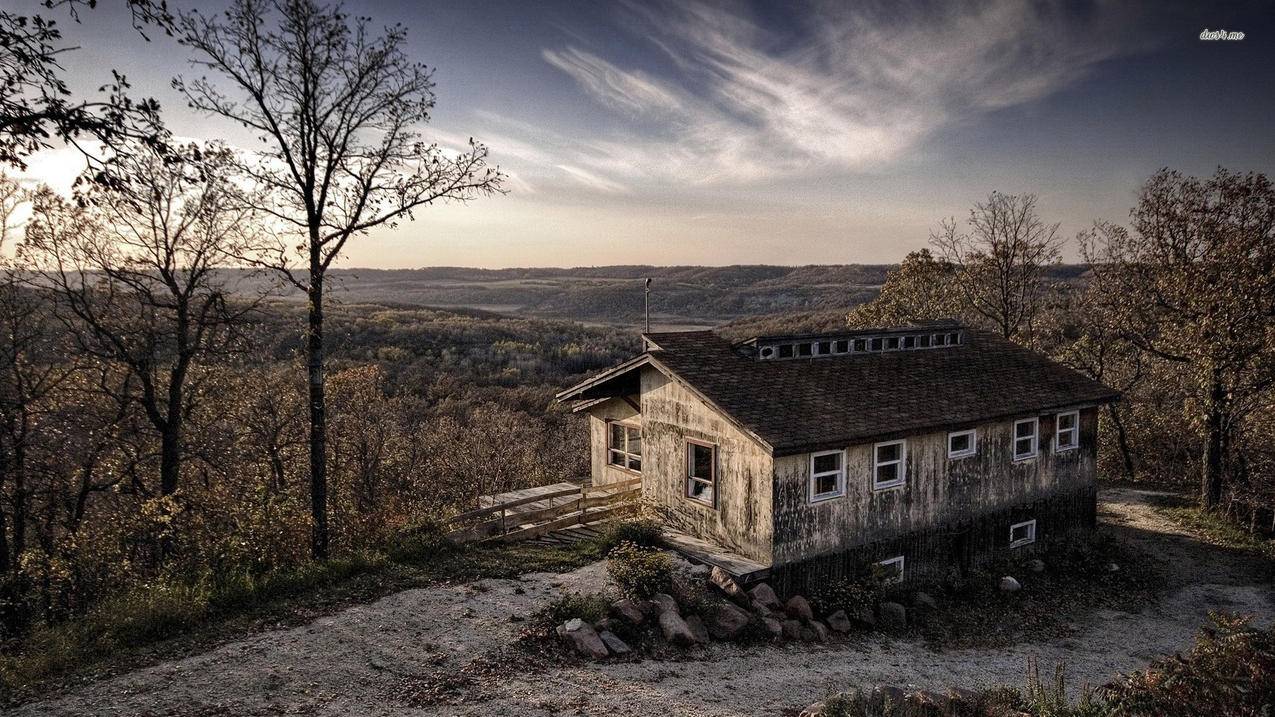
top-left (771, 406), bottom-right (1100, 565)
top-left (635, 368), bottom-right (774, 564)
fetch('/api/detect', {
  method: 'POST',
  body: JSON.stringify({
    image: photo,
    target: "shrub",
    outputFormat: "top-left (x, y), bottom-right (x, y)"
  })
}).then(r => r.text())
top-left (592, 518), bottom-right (663, 553)
top-left (606, 541), bottom-right (672, 600)
top-left (540, 591), bottom-right (611, 627)
top-left (809, 573), bottom-right (882, 617)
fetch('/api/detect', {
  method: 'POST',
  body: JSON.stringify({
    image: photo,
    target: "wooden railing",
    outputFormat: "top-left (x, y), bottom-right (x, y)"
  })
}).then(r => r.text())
top-left (444, 477), bottom-right (642, 544)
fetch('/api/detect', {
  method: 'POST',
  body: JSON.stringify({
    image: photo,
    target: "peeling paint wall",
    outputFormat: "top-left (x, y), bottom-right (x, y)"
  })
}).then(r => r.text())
top-left (637, 368), bottom-right (774, 564)
top-left (772, 407), bottom-right (1100, 566)
top-left (587, 398), bottom-right (641, 487)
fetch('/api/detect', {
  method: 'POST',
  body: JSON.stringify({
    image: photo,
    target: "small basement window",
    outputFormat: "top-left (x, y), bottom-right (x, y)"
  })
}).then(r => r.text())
top-left (872, 440), bottom-right (906, 490)
top-left (608, 422), bottom-right (642, 472)
top-left (809, 450), bottom-right (845, 503)
top-left (884, 336), bottom-right (900, 350)
top-left (835, 339), bottom-right (850, 353)
top-left (1010, 519), bottom-right (1037, 548)
top-left (948, 429), bottom-right (976, 459)
top-left (778, 344), bottom-right (794, 359)
top-left (1055, 411), bottom-right (1079, 452)
top-left (853, 338), bottom-right (867, 352)
top-left (1013, 418), bottom-right (1039, 461)
top-left (685, 440), bottom-right (717, 506)
top-left (875, 555), bottom-right (905, 584)
top-left (797, 342), bottom-right (813, 357)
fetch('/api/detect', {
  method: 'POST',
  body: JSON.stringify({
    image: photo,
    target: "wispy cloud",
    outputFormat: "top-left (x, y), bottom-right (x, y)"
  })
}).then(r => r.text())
top-left (533, 0), bottom-right (1159, 189)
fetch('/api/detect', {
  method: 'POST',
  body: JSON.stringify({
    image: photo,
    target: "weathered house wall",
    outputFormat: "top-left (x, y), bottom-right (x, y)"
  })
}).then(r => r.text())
top-left (637, 368), bottom-right (774, 564)
top-left (587, 397), bottom-right (641, 487)
top-left (770, 407), bottom-right (1100, 586)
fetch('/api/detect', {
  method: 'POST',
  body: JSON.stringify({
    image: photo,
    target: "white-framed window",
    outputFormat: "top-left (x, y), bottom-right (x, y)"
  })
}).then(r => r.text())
top-left (685, 440), bottom-right (717, 507)
top-left (1055, 411), bottom-right (1079, 452)
top-left (947, 429), bottom-right (977, 459)
top-left (872, 440), bottom-right (906, 490)
top-left (875, 555), bottom-right (905, 584)
top-left (607, 422), bottom-right (642, 472)
top-left (1009, 519), bottom-right (1037, 548)
top-left (1012, 418), bottom-right (1039, 461)
top-left (809, 449), bottom-right (845, 503)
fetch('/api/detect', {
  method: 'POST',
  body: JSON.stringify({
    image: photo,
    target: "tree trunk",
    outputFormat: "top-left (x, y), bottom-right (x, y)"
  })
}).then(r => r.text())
top-left (1107, 403), bottom-right (1136, 481)
top-left (308, 254), bottom-right (328, 560)
top-left (1200, 374), bottom-right (1227, 510)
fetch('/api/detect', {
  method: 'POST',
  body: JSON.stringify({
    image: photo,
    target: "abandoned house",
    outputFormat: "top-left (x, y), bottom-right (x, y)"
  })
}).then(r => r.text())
top-left (555, 322), bottom-right (1119, 590)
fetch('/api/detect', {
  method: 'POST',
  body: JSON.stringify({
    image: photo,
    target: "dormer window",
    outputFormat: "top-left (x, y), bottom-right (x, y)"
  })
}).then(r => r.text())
top-left (752, 327), bottom-right (964, 361)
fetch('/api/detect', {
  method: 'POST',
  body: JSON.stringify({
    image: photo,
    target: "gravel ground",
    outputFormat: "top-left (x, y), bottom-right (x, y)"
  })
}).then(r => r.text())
top-left (7, 487), bottom-right (1272, 717)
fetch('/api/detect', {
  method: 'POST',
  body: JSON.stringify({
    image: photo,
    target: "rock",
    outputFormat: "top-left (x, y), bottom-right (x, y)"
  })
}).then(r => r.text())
top-left (652, 592), bottom-right (680, 615)
top-left (781, 618), bottom-right (804, 641)
top-left (685, 563), bottom-right (711, 579)
top-left (871, 685), bottom-right (908, 708)
top-left (909, 689), bottom-right (950, 711)
top-left (878, 601), bottom-right (907, 631)
top-left (593, 617), bottom-right (615, 633)
top-left (749, 582), bottom-right (780, 608)
top-left (1107, 562), bottom-right (1120, 573)
top-left (947, 687), bottom-right (983, 706)
top-left (557, 618), bottom-right (609, 659)
top-left (912, 591), bottom-right (938, 610)
top-left (705, 601), bottom-right (752, 640)
top-left (826, 609), bottom-right (853, 633)
top-left (751, 600), bottom-right (772, 617)
top-left (610, 598), bottom-right (645, 626)
top-left (999, 576), bottom-right (1022, 592)
top-left (659, 610), bottom-right (698, 646)
top-left (685, 614), bottom-right (711, 644)
top-left (598, 630), bottom-right (631, 656)
top-left (807, 620), bottom-right (830, 643)
top-left (799, 625), bottom-right (816, 642)
top-left (709, 566), bottom-right (747, 603)
top-left (785, 595), bottom-right (814, 621)
top-left (798, 700), bottom-right (825, 717)
top-left (762, 616), bottom-right (784, 639)
top-left (1028, 558), bottom-right (1046, 573)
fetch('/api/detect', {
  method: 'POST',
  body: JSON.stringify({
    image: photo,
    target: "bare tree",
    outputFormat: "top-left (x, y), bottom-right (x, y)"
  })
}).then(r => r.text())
top-left (930, 192), bottom-right (1064, 343)
top-left (1082, 168), bottom-right (1275, 510)
top-left (20, 143), bottom-right (261, 526)
top-left (174, 0), bottom-right (505, 558)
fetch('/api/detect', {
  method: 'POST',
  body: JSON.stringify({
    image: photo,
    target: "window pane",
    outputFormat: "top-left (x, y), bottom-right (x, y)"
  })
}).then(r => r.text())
top-left (629, 457), bottom-right (642, 472)
top-left (853, 339), bottom-right (866, 351)
top-left (1059, 413), bottom-right (1076, 429)
top-left (627, 428), bottom-right (642, 456)
top-left (835, 340), bottom-right (849, 353)
top-left (1016, 437), bottom-right (1033, 456)
top-left (778, 344), bottom-right (794, 358)
top-left (610, 423), bottom-right (625, 448)
top-left (919, 334), bottom-right (931, 347)
top-left (689, 444), bottom-right (713, 480)
top-left (876, 443), bottom-right (900, 463)
top-left (687, 478), bottom-right (714, 503)
top-left (885, 337), bottom-right (899, 349)
top-left (798, 343), bottom-right (813, 357)
top-left (876, 463), bottom-right (898, 484)
top-left (818, 341), bottom-right (831, 354)
top-left (1016, 421), bottom-right (1035, 438)
top-left (950, 433), bottom-right (970, 453)
top-left (815, 473), bottom-right (838, 496)
top-left (813, 453), bottom-right (840, 474)
top-left (609, 449), bottom-right (626, 466)
top-left (870, 338), bottom-right (883, 351)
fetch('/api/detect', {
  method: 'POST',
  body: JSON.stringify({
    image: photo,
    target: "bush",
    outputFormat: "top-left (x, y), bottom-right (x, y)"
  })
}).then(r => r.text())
top-left (606, 541), bottom-right (672, 600)
top-left (591, 518), bottom-right (663, 553)
top-left (540, 591), bottom-right (611, 627)
top-left (809, 573), bottom-right (882, 617)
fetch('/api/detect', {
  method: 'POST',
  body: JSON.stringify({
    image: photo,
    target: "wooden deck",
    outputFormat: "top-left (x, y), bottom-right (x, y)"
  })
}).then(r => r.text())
top-left (661, 529), bottom-right (771, 584)
top-left (445, 479), bottom-right (640, 544)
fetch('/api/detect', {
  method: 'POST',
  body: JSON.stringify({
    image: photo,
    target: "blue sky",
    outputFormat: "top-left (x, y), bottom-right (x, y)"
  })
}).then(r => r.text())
top-left (18, 0), bottom-right (1275, 267)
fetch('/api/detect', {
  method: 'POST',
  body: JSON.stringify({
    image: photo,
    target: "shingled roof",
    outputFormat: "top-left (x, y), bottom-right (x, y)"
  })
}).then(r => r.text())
top-left (557, 326), bottom-right (1118, 457)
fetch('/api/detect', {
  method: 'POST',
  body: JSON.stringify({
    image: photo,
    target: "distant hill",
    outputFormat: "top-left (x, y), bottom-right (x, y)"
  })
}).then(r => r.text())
top-left (229, 264), bottom-right (1088, 330)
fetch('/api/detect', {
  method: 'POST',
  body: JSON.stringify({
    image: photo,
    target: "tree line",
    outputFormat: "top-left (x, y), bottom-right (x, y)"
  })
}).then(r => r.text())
top-left (849, 178), bottom-right (1275, 527)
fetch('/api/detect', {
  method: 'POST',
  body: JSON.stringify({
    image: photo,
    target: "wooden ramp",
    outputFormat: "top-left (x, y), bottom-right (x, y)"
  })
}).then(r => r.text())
top-left (661, 528), bottom-right (771, 584)
top-left (444, 478), bottom-right (641, 544)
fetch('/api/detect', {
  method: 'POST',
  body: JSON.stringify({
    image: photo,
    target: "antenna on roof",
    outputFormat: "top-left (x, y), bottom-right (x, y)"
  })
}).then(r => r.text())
top-left (644, 277), bottom-right (652, 333)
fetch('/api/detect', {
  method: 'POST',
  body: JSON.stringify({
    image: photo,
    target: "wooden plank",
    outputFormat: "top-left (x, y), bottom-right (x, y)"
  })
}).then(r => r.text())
top-left (446, 484), bottom-right (581, 525)
top-left (492, 504), bottom-right (630, 543)
top-left (578, 488), bottom-right (641, 510)
top-left (660, 529), bottom-right (771, 583)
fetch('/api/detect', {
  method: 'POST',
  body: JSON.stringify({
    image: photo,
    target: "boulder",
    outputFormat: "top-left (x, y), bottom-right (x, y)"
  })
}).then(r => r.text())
top-left (781, 618), bottom-right (804, 641)
top-left (762, 616), bottom-right (784, 639)
top-left (871, 685), bottom-right (908, 708)
top-left (850, 605), bottom-right (877, 629)
top-left (799, 625), bottom-right (816, 642)
top-left (598, 630), bottom-right (631, 656)
top-left (785, 595), bottom-right (815, 621)
top-left (798, 700), bottom-right (826, 717)
top-left (652, 592), bottom-right (680, 615)
top-left (610, 598), bottom-right (645, 626)
top-left (593, 617), bottom-right (616, 633)
top-left (807, 619), bottom-right (830, 643)
top-left (908, 689), bottom-right (950, 711)
top-left (947, 687), bottom-right (983, 707)
top-left (685, 614), bottom-right (711, 644)
top-left (557, 618), bottom-right (609, 659)
top-left (878, 601), bottom-right (907, 631)
top-left (1107, 562), bottom-right (1121, 573)
top-left (659, 610), bottom-right (698, 646)
top-left (825, 609), bottom-right (853, 634)
top-left (912, 591), bottom-right (938, 610)
top-left (709, 566), bottom-right (747, 603)
top-left (749, 582), bottom-right (781, 609)
top-left (999, 576), bottom-right (1022, 592)
top-left (751, 600), bottom-right (773, 617)
top-left (705, 600), bottom-right (752, 640)
top-left (1027, 558), bottom-right (1046, 573)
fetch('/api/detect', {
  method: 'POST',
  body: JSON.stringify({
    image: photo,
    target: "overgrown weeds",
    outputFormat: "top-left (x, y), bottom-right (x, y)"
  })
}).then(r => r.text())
top-left (606, 540), bottom-right (673, 599)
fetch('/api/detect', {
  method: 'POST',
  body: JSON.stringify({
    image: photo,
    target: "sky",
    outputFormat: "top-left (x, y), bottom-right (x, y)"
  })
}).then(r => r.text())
top-left (14, 0), bottom-right (1275, 268)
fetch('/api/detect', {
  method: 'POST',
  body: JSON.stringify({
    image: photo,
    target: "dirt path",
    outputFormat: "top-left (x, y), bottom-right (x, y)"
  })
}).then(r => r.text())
top-left (7, 488), bottom-right (1273, 717)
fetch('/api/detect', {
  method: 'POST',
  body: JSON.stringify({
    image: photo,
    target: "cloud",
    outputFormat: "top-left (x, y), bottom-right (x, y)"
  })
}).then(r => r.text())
top-left (538, 0), bottom-right (1159, 187)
